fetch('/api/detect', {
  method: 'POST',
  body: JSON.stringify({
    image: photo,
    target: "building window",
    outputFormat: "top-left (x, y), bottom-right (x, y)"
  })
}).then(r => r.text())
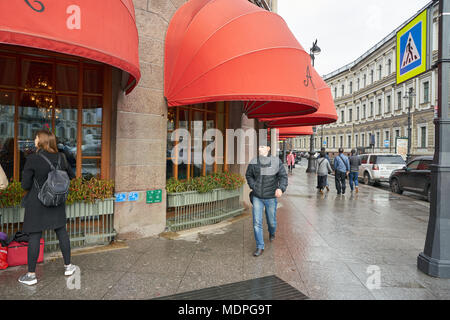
top-left (333, 136), bottom-right (336, 148)
top-left (397, 91), bottom-right (402, 110)
top-left (361, 133), bottom-right (365, 147)
top-left (326, 136), bottom-right (329, 147)
top-left (378, 65), bottom-right (382, 80)
top-left (341, 84), bottom-right (345, 96)
top-left (363, 74), bottom-right (367, 87)
top-left (423, 81), bottom-right (430, 103)
top-left (377, 99), bottom-right (382, 115)
top-left (363, 104), bottom-right (366, 119)
top-left (370, 70), bottom-right (374, 84)
top-left (341, 110), bottom-right (345, 123)
top-left (386, 96), bottom-right (391, 113)
top-left (356, 107), bottom-right (360, 121)
top-left (387, 59), bottom-right (392, 74)
top-left (349, 109), bottom-right (353, 122)
top-left (340, 136), bottom-right (343, 148)
top-left (167, 103), bottom-right (228, 180)
top-left (370, 102), bottom-right (374, 117)
top-left (0, 51), bottom-right (109, 180)
top-left (350, 82), bottom-right (353, 94)
top-left (348, 135), bottom-right (351, 148)
top-left (376, 132), bottom-right (380, 147)
top-left (395, 129), bottom-right (400, 138)
top-left (420, 126), bottom-right (427, 148)
top-left (355, 134), bottom-right (359, 147)
top-left (335, 87), bottom-right (337, 98)
top-left (357, 78), bottom-right (360, 91)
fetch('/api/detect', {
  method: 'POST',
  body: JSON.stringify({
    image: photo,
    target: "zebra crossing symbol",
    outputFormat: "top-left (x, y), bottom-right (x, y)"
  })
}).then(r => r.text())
top-left (401, 33), bottom-right (421, 68)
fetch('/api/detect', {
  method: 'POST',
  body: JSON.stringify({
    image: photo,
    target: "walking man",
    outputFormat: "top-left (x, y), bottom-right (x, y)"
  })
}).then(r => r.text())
top-left (246, 144), bottom-right (288, 257)
top-left (348, 149), bottom-right (361, 193)
top-left (333, 148), bottom-right (350, 195)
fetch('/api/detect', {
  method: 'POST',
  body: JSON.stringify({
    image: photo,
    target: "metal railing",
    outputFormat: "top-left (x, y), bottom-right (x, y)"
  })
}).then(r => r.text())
top-left (0, 199), bottom-right (116, 252)
top-left (166, 190), bottom-right (244, 232)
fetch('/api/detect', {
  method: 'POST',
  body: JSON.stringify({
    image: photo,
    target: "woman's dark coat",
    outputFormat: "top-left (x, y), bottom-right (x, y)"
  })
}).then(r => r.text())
top-left (21, 150), bottom-right (75, 233)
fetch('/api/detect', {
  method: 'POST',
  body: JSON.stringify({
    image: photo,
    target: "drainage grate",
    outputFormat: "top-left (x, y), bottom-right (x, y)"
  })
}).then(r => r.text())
top-left (154, 275), bottom-right (308, 300)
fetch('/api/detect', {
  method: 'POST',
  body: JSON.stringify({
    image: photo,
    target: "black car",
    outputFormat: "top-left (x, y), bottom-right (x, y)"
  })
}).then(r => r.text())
top-left (389, 156), bottom-right (433, 202)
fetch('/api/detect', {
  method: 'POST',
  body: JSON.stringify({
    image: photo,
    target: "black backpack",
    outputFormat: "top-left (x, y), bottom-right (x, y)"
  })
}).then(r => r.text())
top-left (34, 153), bottom-right (70, 207)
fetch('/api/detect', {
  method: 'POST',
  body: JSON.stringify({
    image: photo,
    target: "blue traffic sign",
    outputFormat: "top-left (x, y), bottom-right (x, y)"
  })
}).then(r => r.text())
top-left (128, 192), bottom-right (139, 202)
top-left (115, 193), bottom-right (127, 203)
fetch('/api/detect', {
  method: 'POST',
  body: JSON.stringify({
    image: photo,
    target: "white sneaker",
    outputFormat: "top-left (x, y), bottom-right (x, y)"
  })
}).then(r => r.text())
top-left (18, 273), bottom-right (37, 286)
top-left (64, 264), bottom-right (78, 276)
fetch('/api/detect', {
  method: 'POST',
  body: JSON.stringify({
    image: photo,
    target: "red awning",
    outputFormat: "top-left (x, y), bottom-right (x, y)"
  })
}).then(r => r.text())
top-left (164, 0), bottom-right (319, 116)
top-left (268, 126), bottom-right (313, 136)
top-left (257, 67), bottom-right (337, 125)
top-left (0, 0), bottom-right (140, 93)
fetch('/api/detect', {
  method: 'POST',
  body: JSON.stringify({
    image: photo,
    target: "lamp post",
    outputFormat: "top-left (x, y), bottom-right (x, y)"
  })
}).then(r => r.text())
top-left (306, 39), bottom-right (321, 173)
top-left (403, 88), bottom-right (415, 163)
top-left (418, 0), bottom-right (450, 278)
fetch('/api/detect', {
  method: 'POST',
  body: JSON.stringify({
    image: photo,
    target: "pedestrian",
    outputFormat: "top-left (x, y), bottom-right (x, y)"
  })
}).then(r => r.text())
top-left (246, 144), bottom-right (288, 257)
top-left (316, 151), bottom-right (332, 194)
top-left (0, 163), bottom-right (7, 190)
top-left (18, 130), bottom-right (77, 286)
top-left (348, 149), bottom-right (361, 193)
top-left (287, 151), bottom-right (295, 174)
top-left (333, 148), bottom-right (350, 195)
top-left (320, 148), bottom-right (331, 191)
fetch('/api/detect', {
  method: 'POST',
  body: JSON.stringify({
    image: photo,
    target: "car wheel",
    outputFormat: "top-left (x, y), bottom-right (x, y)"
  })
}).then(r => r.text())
top-left (364, 172), bottom-right (371, 185)
top-left (390, 178), bottom-right (403, 195)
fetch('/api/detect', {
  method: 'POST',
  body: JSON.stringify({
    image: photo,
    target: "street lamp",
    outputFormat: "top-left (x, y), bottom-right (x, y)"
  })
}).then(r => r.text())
top-left (306, 40), bottom-right (321, 173)
top-left (403, 88), bottom-right (415, 163)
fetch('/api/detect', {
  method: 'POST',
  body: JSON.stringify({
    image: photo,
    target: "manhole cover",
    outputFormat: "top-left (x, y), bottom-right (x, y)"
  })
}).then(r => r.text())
top-left (154, 275), bottom-right (308, 300)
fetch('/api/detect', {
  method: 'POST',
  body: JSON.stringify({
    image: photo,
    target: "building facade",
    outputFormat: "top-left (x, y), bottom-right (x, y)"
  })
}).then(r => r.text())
top-left (292, 1), bottom-right (439, 159)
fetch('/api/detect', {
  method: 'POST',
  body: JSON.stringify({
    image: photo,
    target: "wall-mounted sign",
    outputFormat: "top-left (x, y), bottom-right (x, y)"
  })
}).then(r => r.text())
top-left (384, 140), bottom-right (390, 148)
top-left (396, 9), bottom-right (428, 84)
top-left (115, 193), bottom-right (127, 203)
top-left (146, 190), bottom-right (162, 204)
top-left (128, 192), bottom-right (139, 202)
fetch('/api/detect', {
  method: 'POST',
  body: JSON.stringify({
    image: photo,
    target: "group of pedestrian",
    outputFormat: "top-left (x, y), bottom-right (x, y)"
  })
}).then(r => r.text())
top-left (316, 147), bottom-right (361, 195)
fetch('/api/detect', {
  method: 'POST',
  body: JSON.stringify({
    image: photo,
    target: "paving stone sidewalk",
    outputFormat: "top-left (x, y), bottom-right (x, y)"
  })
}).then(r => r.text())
top-left (1, 162), bottom-right (450, 300)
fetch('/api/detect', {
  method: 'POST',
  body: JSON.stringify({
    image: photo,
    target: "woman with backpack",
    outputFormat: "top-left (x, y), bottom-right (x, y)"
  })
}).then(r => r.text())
top-left (18, 130), bottom-right (76, 285)
top-left (316, 151), bottom-right (332, 194)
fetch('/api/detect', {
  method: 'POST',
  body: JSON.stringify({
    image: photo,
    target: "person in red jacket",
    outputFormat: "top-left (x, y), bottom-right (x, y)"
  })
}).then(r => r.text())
top-left (286, 151), bottom-right (295, 174)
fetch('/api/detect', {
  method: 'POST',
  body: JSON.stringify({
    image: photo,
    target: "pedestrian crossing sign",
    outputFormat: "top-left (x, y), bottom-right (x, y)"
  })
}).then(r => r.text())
top-left (397, 9), bottom-right (427, 84)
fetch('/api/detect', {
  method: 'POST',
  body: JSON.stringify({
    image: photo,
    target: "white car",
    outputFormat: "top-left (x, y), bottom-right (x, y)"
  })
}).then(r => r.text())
top-left (358, 154), bottom-right (406, 185)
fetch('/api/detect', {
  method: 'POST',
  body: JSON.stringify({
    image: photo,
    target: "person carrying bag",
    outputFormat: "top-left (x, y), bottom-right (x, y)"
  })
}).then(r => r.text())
top-left (18, 130), bottom-right (77, 286)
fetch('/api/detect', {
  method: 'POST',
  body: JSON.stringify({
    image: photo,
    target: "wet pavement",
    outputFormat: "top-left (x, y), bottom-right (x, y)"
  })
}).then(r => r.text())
top-left (1, 161), bottom-right (449, 300)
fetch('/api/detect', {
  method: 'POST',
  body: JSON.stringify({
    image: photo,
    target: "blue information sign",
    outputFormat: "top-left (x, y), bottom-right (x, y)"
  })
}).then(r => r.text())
top-left (128, 192), bottom-right (139, 202)
top-left (115, 193), bottom-right (127, 203)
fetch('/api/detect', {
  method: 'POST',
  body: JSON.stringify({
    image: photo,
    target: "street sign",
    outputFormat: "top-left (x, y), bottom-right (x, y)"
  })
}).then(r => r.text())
top-left (114, 193), bottom-right (127, 203)
top-left (323, 140), bottom-right (327, 146)
top-left (128, 192), bottom-right (139, 202)
top-left (397, 9), bottom-right (427, 84)
top-left (146, 189), bottom-right (162, 204)
top-left (384, 140), bottom-right (389, 148)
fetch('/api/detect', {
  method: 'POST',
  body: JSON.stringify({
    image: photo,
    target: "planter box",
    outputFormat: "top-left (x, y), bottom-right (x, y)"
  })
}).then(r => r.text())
top-left (0, 198), bottom-right (115, 224)
top-left (167, 190), bottom-right (219, 208)
top-left (216, 188), bottom-right (241, 201)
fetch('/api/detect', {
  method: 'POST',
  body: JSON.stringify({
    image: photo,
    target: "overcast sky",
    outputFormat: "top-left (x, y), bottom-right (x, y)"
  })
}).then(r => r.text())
top-left (278, 0), bottom-right (431, 76)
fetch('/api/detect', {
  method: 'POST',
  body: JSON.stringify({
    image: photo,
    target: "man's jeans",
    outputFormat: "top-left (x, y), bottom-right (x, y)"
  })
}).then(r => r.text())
top-left (349, 171), bottom-right (359, 191)
top-left (252, 196), bottom-right (277, 250)
top-left (335, 170), bottom-right (347, 194)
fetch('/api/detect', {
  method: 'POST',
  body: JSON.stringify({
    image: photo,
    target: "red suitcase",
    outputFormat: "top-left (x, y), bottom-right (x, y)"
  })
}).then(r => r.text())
top-left (7, 239), bottom-right (44, 267)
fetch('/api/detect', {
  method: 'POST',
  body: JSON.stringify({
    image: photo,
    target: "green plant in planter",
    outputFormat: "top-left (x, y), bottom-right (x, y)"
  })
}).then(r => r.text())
top-left (166, 172), bottom-right (245, 194)
top-left (0, 178), bottom-right (115, 208)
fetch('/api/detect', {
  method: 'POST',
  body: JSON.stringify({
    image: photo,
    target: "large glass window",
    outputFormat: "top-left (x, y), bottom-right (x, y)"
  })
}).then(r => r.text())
top-left (167, 103), bottom-right (228, 180)
top-left (0, 48), bottom-right (110, 180)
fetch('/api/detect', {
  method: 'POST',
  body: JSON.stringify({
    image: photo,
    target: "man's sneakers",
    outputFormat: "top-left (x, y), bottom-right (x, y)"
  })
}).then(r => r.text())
top-left (64, 264), bottom-right (78, 276)
top-left (253, 248), bottom-right (264, 257)
top-left (326, 186), bottom-right (330, 192)
top-left (18, 273), bottom-right (37, 286)
top-left (270, 234), bottom-right (275, 242)
top-left (355, 186), bottom-right (359, 193)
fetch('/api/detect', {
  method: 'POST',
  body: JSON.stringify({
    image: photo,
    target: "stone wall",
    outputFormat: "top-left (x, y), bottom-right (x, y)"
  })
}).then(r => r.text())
top-left (111, 0), bottom-right (188, 239)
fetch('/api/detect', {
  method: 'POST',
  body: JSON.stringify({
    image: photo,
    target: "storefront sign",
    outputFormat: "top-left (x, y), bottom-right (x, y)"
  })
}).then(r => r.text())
top-left (146, 190), bottom-right (162, 204)
top-left (396, 9), bottom-right (427, 84)
top-left (395, 137), bottom-right (409, 160)
top-left (128, 192), bottom-right (139, 202)
top-left (115, 193), bottom-right (127, 203)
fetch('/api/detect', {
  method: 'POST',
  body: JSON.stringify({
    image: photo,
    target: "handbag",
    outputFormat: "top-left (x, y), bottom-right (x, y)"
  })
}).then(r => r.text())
top-left (7, 239), bottom-right (44, 267)
top-left (0, 241), bottom-right (7, 270)
top-left (7, 231), bottom-right (30, 245)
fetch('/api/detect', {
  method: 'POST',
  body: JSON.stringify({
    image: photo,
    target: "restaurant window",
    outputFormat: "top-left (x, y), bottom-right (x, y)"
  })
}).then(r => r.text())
top-left (167, 103), bottom-right (228, 180)
top-left (0, 47), bottom-right (110, 181)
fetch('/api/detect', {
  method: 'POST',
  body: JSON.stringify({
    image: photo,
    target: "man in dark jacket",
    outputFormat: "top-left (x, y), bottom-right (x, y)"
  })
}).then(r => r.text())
top-left (246, 144), bottom-right (288, 257)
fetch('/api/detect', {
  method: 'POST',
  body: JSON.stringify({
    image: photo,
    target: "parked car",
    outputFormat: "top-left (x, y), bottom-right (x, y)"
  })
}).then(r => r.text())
top-left (358, 154), bottom-right (406, 185)
top-left (389, 156), bottom-right (432, 202)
